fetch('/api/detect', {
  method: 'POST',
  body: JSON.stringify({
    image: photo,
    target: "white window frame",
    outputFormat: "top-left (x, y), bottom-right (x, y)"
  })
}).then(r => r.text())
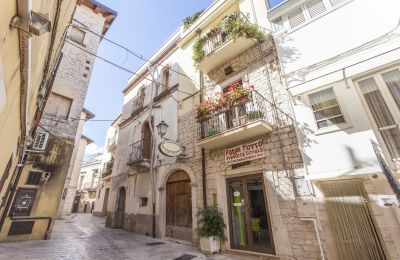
top-left (354, 66), bottom-right (400, 166)
top-left (305, 85), bottom-right (351, 134)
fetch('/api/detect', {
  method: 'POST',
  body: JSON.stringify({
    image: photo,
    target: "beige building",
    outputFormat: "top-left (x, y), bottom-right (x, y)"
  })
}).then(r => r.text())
top-left (93, 115), bottom-right (121, 217)
top-left (0, 0), bottom-right (77, 240)
top-left (74, 154), bottom-right (102, 213)
top-left (0, 0), bottom-right (116, 241)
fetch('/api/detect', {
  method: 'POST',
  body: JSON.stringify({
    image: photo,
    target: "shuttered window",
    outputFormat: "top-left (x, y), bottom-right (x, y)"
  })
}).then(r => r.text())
top-left (26, 171), bottom-right (42, 185)
top-left (32, 131), bottom-right (49, 150)
top-left (288, 7), bottom-right (306, 29)
top-left (306, 0), bottom-right (327, 18)
top-left (329, 0), bottom-right (345, 7)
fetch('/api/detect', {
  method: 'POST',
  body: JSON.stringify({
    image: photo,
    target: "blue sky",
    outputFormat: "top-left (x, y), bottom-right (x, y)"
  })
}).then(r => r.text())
top-left (83, 0), bottom-right (213, 155)
top-left (82, 0), bottom-right (284, 156)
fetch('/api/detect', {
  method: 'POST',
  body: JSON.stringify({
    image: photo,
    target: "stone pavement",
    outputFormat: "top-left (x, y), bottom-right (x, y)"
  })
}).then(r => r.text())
top-left (0, 214), bottom-right (248, 260)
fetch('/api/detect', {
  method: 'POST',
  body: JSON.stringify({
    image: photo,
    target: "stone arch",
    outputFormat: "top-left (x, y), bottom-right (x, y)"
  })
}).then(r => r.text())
top-left (158, 163), bottom-right (198, 242)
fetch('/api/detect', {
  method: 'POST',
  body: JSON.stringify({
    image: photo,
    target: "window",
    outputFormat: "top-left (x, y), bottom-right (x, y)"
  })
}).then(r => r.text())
top-left (329, 0), bottom-right (345, 7)
top-left (306, 0), bottom-right (326, 18)
top-left (0, 155), bottom-right (12, 194)
top-left (358, 77), bottom-right (400, 159)
top-left (140, 197), bottom-right (148, 207)
top-left (308, 88), bottom-right (345, 128)
top-left (32, 131), bottom-right (49, 150)
top-left (69, 27), bottom-right (85, 44)
top-left (287, 7), bottom-right (306, 29)
top-left (45, 93), bottom-right (72, 119)
top-left (272, 17), bottom-right (284, 33)
top-left (11, 189), bottom-right (37, 217)
top-left (381, 69), bottom-right (400, 109)
top-left (162, 68), bottom-right (170, 91)
top-left (26, 171), bottom-right (42, 185)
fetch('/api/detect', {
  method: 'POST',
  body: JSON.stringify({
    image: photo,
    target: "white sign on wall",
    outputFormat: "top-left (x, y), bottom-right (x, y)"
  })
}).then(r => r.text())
top-left (225, 139), bottom-right (265, 166)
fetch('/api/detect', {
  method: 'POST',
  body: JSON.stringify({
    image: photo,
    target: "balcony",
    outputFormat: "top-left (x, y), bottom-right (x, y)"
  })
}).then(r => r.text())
top-left (107, 135), bottom-right (117, 151)
top-left (193, 13), bottom-right (266, 73)
top-left (196, 90), bottom-right (291, 149)
top-left (127, 139), bottom-right (151, 170)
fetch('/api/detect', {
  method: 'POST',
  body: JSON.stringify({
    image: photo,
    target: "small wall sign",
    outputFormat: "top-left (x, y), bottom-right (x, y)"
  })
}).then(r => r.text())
top-left (158, 140), bottom-right (183, 157)
top-left (225, 139), bottom-right (265, 166)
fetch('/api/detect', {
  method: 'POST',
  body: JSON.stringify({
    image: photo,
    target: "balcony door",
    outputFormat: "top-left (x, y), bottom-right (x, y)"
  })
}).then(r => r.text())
top-left (356, 68), bottom-right (400, 162)
top-left (142, 120), bottom-right (153, 160)
top-left (223, 79), bottom-right (247, 129)
top-left (226, 174), bottom-right (274, 254)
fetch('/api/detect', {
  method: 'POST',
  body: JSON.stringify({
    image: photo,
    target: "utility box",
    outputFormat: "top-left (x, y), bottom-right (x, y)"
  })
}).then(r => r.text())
top-left (296, 197), bottom-right (317, 218)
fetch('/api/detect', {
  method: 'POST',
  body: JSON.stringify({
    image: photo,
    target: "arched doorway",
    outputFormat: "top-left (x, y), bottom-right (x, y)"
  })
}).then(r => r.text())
top-left (165, 170), bottom-right (192, 241)
top-left (115, 187), bottom-right (126, 229)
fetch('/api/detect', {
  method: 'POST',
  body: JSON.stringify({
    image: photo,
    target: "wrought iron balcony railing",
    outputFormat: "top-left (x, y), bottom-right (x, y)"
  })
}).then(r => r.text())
top-left (197, 90), bottom-right (292, 140)
top-left (128, 139), bottom-right (152, 165)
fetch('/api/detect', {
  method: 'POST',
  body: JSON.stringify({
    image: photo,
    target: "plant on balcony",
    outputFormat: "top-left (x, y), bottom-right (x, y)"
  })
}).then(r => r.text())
top-left (193, 37), bottom-right (206, 63)
top-left (192, 12), bottom-right (265, 63)
top-left (247, 110), bottom-right (264, 120)
top-left (228, 81), bottom-right (254, 104)
top-left (182, 9), bottom-right (204, 29)
top-left (212, 92), bottom-right (231, 112)
top-left (220, 13), bottom-right (265, 43)
top-left (195, 99), bottom-right (215, 121)
top-left (102, 157), bottom-right (114, 178)
top-left (207, 127), bottom-right (220, 137)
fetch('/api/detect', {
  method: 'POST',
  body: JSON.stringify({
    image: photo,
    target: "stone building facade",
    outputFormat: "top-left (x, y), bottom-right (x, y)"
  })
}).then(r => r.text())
top-left (0, 1), bottom-right (116, 241)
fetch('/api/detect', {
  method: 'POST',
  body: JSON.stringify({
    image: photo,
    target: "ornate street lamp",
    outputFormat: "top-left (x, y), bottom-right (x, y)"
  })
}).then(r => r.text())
top-left (156, 120), bottom-right (169, 138)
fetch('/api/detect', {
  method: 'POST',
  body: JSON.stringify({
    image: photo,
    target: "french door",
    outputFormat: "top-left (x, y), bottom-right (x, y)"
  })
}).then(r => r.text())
top-left (226, 174), bottom-right (275, 254)
top-left (356, 68), bottom-right (400, 162)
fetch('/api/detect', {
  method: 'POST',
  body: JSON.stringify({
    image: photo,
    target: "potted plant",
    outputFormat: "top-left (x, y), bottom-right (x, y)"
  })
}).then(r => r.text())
top-left (197, 206), bottom-right (226, 254)
top-left (195, 100), bottom-right (214, 122)
top-left (228, 81), bottom-right (254, 104)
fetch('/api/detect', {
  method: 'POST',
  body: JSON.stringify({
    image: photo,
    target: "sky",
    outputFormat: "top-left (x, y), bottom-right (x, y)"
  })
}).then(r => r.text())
top-left (82, 0), bottom-right (285, 157)
top-left (82, 0), bottom-right (213, 156)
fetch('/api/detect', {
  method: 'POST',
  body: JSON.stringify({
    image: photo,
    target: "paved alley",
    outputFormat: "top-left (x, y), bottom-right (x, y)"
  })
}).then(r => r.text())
top-left (0, 214), bottom-right (251, 260)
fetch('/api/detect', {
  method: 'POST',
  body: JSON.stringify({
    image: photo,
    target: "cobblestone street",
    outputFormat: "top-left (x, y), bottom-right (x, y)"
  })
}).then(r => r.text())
top-left (0, 214), bottom-right (246, 260)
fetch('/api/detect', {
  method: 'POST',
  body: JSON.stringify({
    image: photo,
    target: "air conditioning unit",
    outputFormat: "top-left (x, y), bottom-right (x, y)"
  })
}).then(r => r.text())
top-left (32, 131), bottom-right (49, 150)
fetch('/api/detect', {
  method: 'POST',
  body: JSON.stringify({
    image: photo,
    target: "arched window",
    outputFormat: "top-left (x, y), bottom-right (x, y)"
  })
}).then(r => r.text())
top-left (162, 67), bottom-right (170, 91)
top-left (141, 118), bottom-right (153, 160)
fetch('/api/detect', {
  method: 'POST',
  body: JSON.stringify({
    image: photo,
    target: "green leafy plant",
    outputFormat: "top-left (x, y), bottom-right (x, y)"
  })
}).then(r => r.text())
top-left (102, 156), bottom-right (114, 177)
top-left (192, 12), bottom-right (265, 63)
top-left (197, 206), bottom-right (226, 242)
top-left (193, 37), bottom-right (206, 63)
top-left (207, 127), bottom-right (220, 137)
top-left (183, 9), bottom-right (204, 29)
top-left (247, 111), bottom-right (264, 119)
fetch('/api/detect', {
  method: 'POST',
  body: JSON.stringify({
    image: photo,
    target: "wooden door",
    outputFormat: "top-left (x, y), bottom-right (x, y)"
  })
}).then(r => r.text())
top-left (102, 188), bottom-right (109, 217)
top-left (165, 171), bottom-right (192, 241)
top-left (72, 195), bottom-right (80, 213)
top-left (116, 187), bottom-right (126, 229)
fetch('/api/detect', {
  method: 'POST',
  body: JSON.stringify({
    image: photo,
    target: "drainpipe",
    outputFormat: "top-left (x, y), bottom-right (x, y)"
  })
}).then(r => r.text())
top-left (147, 65), bottom-right (157, 238)
top-left (200, 71), bottom-right (207, 208)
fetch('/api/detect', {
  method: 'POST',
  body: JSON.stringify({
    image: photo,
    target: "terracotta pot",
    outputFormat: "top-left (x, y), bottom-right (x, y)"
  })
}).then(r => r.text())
top-left (233, 94), bottom-right (250, 105)
top-left (196, 114), bottom-right (211, 122)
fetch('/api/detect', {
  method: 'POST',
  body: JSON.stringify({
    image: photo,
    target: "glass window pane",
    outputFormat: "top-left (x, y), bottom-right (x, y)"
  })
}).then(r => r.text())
top-left (382, 69), bottom-right (400, 109)
top-left (228, 181), bottom-right (248, 247)
top-left (308, 88), bottom-right (345, 128)
top-left (246, 178), bottom-right (273, 250)
top-left (359, 78), bottom-right (396, 128)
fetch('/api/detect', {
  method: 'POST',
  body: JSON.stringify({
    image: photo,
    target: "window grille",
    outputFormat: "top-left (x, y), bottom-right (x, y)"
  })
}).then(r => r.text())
top-left (32, 131), bottom-right (49, 150)
top-left (306, 0), bottom-right (327, 18)
top-left (288, 7), bottom-right (306, 29)
top-left (329, 0), bottom-right (345, 7)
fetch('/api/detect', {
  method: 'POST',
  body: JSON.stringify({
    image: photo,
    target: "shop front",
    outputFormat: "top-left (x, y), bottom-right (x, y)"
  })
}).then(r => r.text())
top-left (226, 174), bottom-right (275, 254)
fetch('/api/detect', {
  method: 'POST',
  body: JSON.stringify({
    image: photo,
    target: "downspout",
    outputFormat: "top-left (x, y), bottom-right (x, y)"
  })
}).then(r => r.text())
top-left (196, 28), bottom-right (207, 208)
top-left (200, 71), bottom-right (207, 208)
top-left (147, 65), bottom-right (157, 238)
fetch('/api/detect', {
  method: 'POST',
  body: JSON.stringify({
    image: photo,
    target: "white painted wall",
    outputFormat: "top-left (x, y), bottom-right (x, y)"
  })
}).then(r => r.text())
top-left (270, 0), bottom-right (400, 178)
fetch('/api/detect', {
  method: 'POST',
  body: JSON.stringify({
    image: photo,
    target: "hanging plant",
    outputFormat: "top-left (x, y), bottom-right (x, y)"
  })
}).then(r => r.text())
top-left (182, 9), bottom-right (204, 29)
top-left (193, 37), bottom-right (206, 63)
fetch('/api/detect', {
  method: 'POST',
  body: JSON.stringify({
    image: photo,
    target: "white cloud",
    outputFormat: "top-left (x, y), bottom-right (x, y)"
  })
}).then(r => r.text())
top-left (84, 143), bottom-right (104, 160)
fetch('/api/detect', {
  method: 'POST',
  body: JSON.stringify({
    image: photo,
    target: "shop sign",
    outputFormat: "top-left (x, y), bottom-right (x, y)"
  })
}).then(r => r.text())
top-left (225, 139), bottom-right (265, 166)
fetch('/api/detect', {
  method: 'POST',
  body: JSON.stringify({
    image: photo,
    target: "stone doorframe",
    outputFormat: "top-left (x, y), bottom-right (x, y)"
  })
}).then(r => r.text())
top-left (158, 163), bottom-right (197, 242)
